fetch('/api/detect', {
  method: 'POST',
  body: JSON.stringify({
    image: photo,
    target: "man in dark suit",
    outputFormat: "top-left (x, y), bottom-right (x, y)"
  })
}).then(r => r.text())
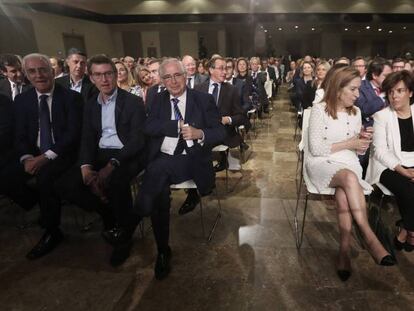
top-left (355, 57), bottom-right (392, 176)
top-left (137, 58), bottom-right (225, 279)
top-left (145, 59), bottom-right (165, 113)
top-left (55, 55), bottom-right (146, 266)
top-left (225, 58), bottom-right (251, 112)
top-left (261, 58), bottom-right (277, 98)
top-left (55, 48), bottom-right (98, 104)
top-left (0, 93), bottom-right (14, 178)
top-left (250, 57), bottom-right (269, 115)
top-left (178, 57), bottom-right (246, 215)
top-left (182, 55), bottom-right (208, 89)
top-left (4, 53), bottom-right (83, 259)
top-left (0, 54), bottom-right (31, 100)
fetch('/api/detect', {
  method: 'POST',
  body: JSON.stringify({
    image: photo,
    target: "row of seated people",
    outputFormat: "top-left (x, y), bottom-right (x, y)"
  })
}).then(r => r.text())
top-left (0, 51), bottom-right (275, 281)
top-left (302, 60), bottom-right (414, 282)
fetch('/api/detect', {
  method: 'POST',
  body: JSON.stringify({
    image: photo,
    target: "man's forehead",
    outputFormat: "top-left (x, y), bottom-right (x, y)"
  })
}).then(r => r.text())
top-left (69, 54), bottom-right (86, 61)
top-left (164, 63), bottom-right (181, 73)
top-left (91, 63), bottom-right (112, 72)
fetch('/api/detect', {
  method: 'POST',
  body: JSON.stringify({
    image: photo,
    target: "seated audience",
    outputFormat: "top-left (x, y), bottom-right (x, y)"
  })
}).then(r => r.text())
top-left (115, 61), bottom-right (141, 96)
top-left (302, 60), bottom-right (330, 109)
top-left (182, 55), bottom-right (208, 89)
top-left (315, 63), bottom-right (349, 105)
top-left (55, 48), bottom-right (98, 104)
top-left (135, 66), bottom-right (153, 103)
top-left (293, 61), bottom-right (314, 112)
top-left (306, 66), bottom-right (395, 282)
top-left (249, 56), bottom-right (270, 115)
top-left (5, 53), bottom-right (83, 259)
top-left (50, 56), bottom-right (66, 79)
top-left (365, 70), bottom-right (414, 252)
top-left (352, 56), bottom-right (367, 79)
top-left (136, 58), bottom-right (225, 279)
top-left (55, 55), bottom-right (146, 266)
top-left (0, 53), bottom-right (31, 100)
top-left (392, 58), bottom-right (406, 72)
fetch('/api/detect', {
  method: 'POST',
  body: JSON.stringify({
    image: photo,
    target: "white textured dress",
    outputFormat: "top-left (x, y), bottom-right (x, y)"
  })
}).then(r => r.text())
top-left (305, 102), bottom-right (373, 192)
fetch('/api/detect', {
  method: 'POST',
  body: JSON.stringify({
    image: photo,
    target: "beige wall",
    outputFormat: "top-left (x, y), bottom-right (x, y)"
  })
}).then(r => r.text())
top-left (0, 5), bottom-right (119, 57)
top-left (179, 31), bottom-right (198, 58)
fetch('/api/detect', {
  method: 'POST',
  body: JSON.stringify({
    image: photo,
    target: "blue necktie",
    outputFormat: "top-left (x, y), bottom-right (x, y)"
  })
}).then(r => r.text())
top-left (172, 98), bottom-right (185, 155)
top-left (212, 83), bottom-right (219, 105)
top-left (39, 95), bottom-right (53, 153)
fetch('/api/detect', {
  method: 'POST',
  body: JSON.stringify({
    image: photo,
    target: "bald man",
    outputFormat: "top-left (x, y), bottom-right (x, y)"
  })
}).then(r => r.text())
top-left (182, 55), bottom-right (208, 89)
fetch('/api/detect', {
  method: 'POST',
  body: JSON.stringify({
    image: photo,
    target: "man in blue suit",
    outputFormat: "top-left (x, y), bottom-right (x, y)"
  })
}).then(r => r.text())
top-left (5, 53), bottom-right (82, 259)
top-left (137, 58), bottom-right (225, 280)
top-left (355, 57), bottom-right (392, 176)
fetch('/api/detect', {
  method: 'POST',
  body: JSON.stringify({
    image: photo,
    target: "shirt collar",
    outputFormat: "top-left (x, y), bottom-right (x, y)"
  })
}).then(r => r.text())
top-left (70, 76), bottom-right (83, 88)
top-left (169, 90), bottom-right (186, 103)
top-left (98, 88), bottom-right (118, 106)
top-left (35, 85), bottom-right (54, 100)
top-left (209, 79), bottom-right (221, 88)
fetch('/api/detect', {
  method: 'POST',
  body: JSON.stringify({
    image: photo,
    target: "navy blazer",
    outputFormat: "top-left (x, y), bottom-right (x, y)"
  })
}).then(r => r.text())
top-left (145, 88), bottom-right (225, 194)
top-left (355, 79), bottom-right (386, 127)
top-left (14, 83), bottom-right (83, 159)
top-left (195, 80), bottom-right (246, 148)
top-left (0, 93), bottom-right (13, 164)
top-left (232, 77), bottom-right (251, 112)
top-left (79, 88), bottom-right (146, 166)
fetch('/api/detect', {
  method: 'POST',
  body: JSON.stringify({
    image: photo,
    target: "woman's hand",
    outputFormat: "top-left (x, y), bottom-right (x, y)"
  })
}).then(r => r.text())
top-left (395, 165), bottom-right (414, 181)
top-left (348, 135), bottom-right (371, 154)
top-left (359, 126), bottom-right (374, 140)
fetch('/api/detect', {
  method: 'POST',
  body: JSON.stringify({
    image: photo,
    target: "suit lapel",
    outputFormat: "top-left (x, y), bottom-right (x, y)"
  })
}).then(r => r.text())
top-left (184, 88), bottom-right (195, 124)
top-left (114, 88), bottom-right (124, 128)
top-left (162, 90), bottom-right (172, 121)
top-left (390, 108), bottom-right (401, 159)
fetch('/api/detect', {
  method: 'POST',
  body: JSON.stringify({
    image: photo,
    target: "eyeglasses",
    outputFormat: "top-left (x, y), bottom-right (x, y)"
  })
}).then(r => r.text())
top-left (161, 72), bottom-right (184, 82)
top-left (389, 87), bottom-right (408, 96)
top-left (26, 67), bottom-right (50, 76)
top-left (91, 71), bottom-right (115, 80)
top-left (212, 66), bottom-right (226, 71)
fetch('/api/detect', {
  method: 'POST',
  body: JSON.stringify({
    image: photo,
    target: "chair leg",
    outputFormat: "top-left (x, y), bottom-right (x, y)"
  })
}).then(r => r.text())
top-left (207, 188), bottom-right (222, 243)
top-left (296, 159), bottom-right (304, 197)
top-left (225, 149), bottom-right (229, 193)
top-left (198, 195), bottom-right (206, 239)
top-left (294, 181), bottom-right (308, 249)
top-left (375, 193), bottom-right (385, 232)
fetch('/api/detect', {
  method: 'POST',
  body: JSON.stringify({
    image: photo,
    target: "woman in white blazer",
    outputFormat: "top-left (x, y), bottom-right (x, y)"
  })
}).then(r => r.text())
top-left (366, 70), bottom-right (414, 252)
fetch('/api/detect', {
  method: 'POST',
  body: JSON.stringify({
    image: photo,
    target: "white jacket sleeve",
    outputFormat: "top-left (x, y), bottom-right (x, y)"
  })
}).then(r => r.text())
top-left (308, 104), bottom-right (331, 156)
top-left (372, 111), bottom-right (400, 170)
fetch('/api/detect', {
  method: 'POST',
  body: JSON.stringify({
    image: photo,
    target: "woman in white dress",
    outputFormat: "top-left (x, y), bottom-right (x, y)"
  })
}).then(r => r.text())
top-left (306, 66), bottom-right (396, 282)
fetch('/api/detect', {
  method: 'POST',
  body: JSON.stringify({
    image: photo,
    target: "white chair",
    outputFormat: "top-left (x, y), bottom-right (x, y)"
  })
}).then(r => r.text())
top-left (294, 110), bottom-right (372, 249)
top-left (171, 180), bottom-right (222, 242)
top-left (295, 108), bottom-right (311, 195)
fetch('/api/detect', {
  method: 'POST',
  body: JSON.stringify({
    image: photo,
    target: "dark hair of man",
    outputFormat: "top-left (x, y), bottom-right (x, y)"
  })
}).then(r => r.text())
top-left (352, 56), bottom-right (366, 65)
top-left (66, 47), bottom-right (87, 59)
top-left (392, 57), bottom-right (407, 65)
top-left (366, 57), bottom-right (391, 81)
top-left (148, 58), bottom-right (161, 66)
top-left (208, 56), bottom-right (226, 69)
top-left (0, 53), bottom-right (21, 71)
top-left (382, 70), bottom-right (414, 105)
top-left (87, 54), bottom-right (117, 75)
top-left (225, 58), bottom-right (234, 67)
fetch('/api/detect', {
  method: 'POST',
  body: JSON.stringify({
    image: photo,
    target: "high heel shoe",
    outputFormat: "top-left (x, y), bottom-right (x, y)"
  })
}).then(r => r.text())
top-left (379, 255), bottom-right (396, 266)
top-left (337, 269), bottom-right (351, 282)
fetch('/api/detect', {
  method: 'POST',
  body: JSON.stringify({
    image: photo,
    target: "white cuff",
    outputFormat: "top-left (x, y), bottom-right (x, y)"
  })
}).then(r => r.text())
top-left (44, 150), bottom-right (58, 160)
top-left (20, 154), bottom-right (33, 163)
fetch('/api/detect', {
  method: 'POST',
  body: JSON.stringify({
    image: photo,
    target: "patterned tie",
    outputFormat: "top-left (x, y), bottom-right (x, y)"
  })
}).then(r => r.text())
top-left (172, 98), bottom-right (186, 155)
top-left (187, 78), bottom-right (192, 88)
top-left (212, 83), bottom-right (219, 105)
top-left (39, 95), bottom-right (53, 153)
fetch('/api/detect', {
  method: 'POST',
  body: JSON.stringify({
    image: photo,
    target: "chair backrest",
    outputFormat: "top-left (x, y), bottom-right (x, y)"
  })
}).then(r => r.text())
top-left (298, 108), bottom-right (311, 152)
top-left (376, 183), bottom-right (394, 196)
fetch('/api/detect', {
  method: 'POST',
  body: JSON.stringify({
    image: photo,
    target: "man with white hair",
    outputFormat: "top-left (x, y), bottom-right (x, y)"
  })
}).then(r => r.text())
top-left (182, 55), bottom-right (208, 89)
top-left (3, 53), bottom-right (83, 260)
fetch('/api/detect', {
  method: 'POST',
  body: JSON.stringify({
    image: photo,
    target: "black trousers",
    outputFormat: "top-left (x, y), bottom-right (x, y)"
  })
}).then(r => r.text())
top-left (380, 167), bottom-right (414, 231)
top-left (55, 149), bottom-right (142, 229)
top-left (0, 155), bottom-right (75, 230)
top-left (138, 153), bottom-right (193, 253)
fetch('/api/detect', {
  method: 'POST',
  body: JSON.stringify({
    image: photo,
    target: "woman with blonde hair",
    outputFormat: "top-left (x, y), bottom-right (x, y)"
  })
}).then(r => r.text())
top-left (306, 66), bottom-right (395, 282)
top-left (303, 61), bottom-right (331, 108)
top-left (115, 61), bottom-right (141, 96)
top-left (135, 66), bottom-right (153, 103)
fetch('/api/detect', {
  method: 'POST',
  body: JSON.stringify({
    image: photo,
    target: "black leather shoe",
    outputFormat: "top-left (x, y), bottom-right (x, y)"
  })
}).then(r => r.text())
top-left (110, 240), bottom-right (133, 267)
top-left (240, 142), bottom-right (250, 152)
top-left (102, 225), bottom-right (136, 246)
top-left (178, 194), bottom-right (200, 215)
top-left (337, 270), bottom-right (351, 282)
top-left (154, 247), bottom-right (172, 280)
top-left (379, 255), bottom-right (396, 266)
top-left (26, 229), bottom-right (63, 260)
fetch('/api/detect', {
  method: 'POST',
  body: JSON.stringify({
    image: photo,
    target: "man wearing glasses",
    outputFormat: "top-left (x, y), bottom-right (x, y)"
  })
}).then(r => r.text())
top-left (56, 55), bottom-right (146, 266)
top-left (137, 58), bottom-right (225, 280)
top-left (1, 53), bottom-right (83, 259)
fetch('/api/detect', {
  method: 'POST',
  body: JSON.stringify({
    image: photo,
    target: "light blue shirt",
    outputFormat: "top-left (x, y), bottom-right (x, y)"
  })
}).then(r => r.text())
top-left (70, 77), bottom-right (83, 93)
top-left (98, 88), bottom-right (124, 149)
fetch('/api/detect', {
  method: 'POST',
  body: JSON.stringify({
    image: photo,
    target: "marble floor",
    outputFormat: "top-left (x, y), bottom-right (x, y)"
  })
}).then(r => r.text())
top-left (1, 87), bottom-right (414, 311)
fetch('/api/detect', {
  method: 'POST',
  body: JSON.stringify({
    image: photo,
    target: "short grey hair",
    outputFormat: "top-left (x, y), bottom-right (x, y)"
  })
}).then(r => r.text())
top-left (22, 53), bottom-right (53, 74)
top-left (159, 58), bottom-right (186, 77)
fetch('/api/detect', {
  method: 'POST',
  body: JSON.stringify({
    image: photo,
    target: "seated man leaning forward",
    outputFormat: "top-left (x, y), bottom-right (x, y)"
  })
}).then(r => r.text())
top-left (136, 58), bottom-right (225, 280)
top-left (55, 55), bottom-right (146, 267)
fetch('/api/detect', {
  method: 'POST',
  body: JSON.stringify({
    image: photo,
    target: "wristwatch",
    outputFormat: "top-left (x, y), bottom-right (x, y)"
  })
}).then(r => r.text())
top-left (109, 158), bottom-right (120, 168)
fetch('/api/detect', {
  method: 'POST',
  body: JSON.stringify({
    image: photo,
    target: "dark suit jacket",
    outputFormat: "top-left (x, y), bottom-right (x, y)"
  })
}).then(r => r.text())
top-left (195, 80), bottom-right (246, 148)
top-left (0, 93), bottom-right (13, 165)
top-left (194, 73), bottom-right (208, 87)
top-left (355, 79), bottom-right (386, 127)
top-left (145, 84), bottom-right (166, 114)
top-left (232, 77), bottom-right (251, 112)
top-left (264, 66), bottom-right (277, 82)
top-left (14, 83), bottom-right (83, 159)
top-left (0, 79), bottom-right (31, 100)
top-left (55, 74), bottom-right (98, 105)
top-left (79, 88), bottom-right (146, 166)
top-left (253, 71), bottom-right (270, 108)
top-left (145, 88), bottom-right (225, 194)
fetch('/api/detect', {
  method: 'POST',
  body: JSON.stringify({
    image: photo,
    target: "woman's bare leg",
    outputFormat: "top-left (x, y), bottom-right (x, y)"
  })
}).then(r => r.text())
top-left (335, 187), bottom-right (352, 270)
top-left (330, 169), bottom-right (389, 263)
